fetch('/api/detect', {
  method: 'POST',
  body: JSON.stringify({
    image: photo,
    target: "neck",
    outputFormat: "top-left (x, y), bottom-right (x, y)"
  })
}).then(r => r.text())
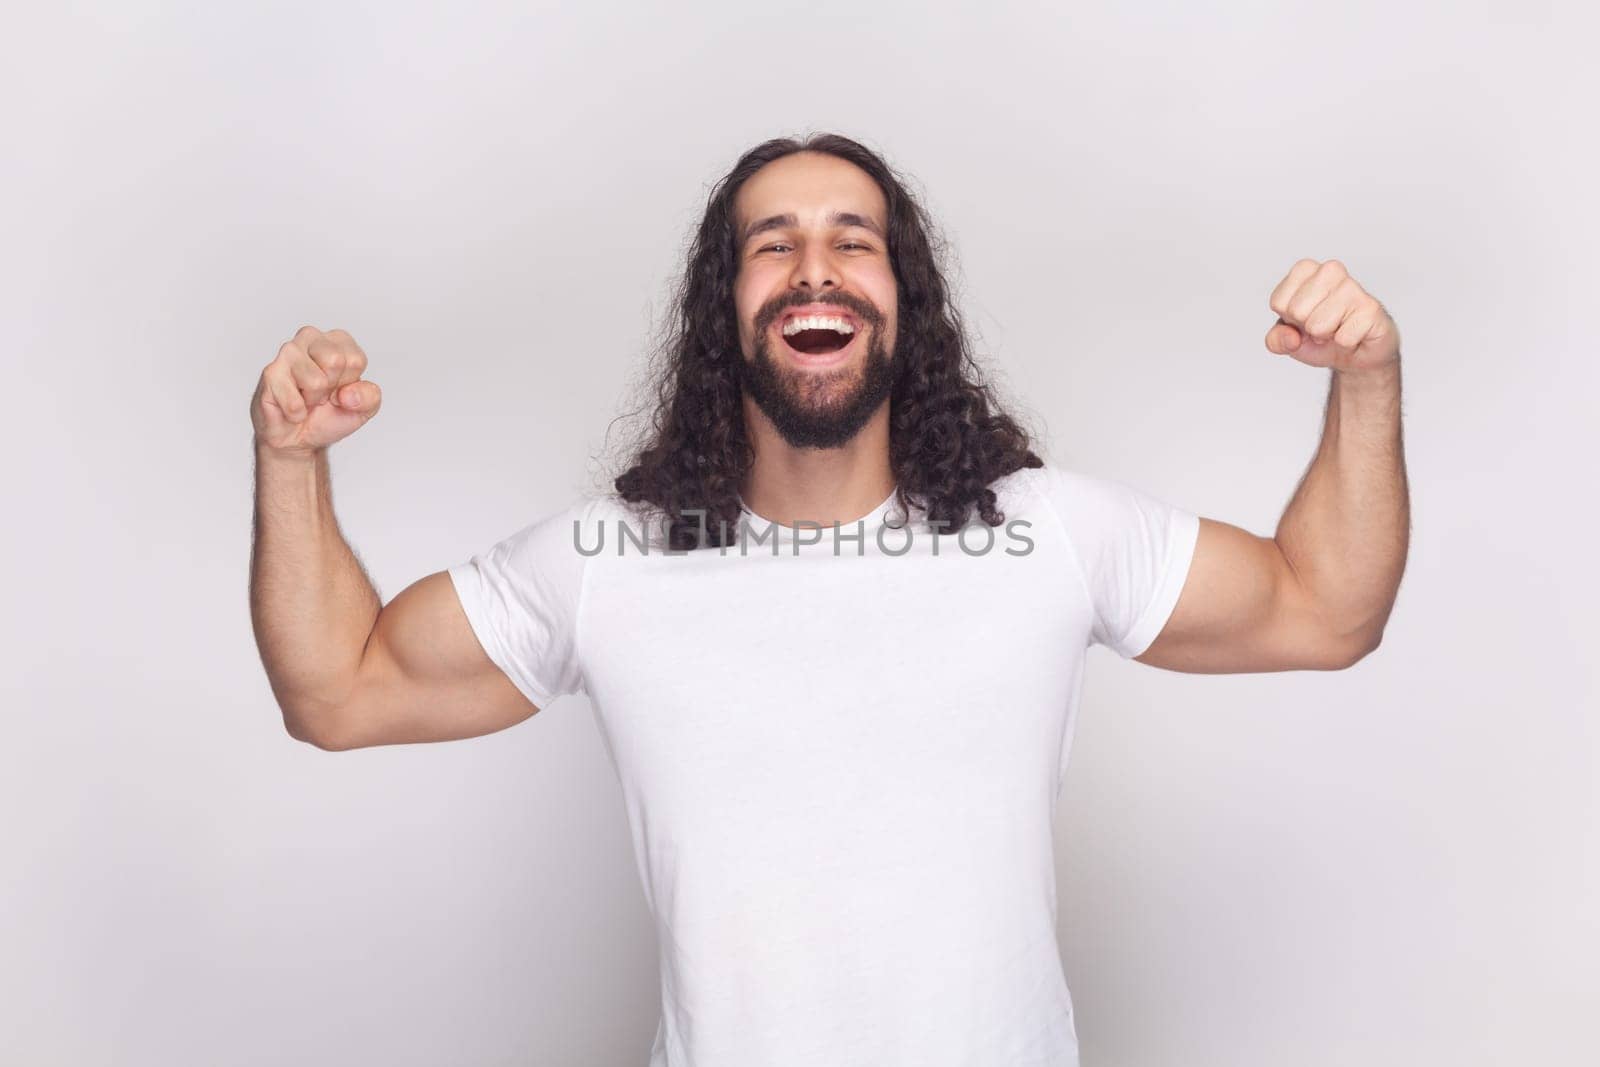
top-left (739, 399), bottom-right (894, 528)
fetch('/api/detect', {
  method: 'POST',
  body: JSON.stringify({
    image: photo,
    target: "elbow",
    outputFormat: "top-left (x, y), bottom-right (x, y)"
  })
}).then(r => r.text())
top-left (282, 704), bottom-right (357, 752)
top-left (1299, 591), bottom-right (1391, 671)
top-left (1323, 626), bottom-right (1384, 670)
top-left (294, 727), bottom-right (356, 752)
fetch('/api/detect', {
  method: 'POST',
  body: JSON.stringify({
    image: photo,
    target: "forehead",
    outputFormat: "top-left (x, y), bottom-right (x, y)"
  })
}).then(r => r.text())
top-left (734, 151), bottom-right (887, 233)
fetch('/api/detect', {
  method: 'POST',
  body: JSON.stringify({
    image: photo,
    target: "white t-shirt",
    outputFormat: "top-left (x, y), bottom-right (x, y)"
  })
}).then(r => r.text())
top-left (448, 460), bottom-right (1200, 1067)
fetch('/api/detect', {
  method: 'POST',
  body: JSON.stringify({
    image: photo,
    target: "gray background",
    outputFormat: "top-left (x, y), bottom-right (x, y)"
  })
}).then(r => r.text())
top-left (4, 1), bottom-right (1594, 1063)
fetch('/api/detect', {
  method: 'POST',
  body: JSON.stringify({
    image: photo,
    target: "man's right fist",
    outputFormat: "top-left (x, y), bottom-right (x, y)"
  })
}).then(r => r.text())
top-left (250, 326), bottom-right (382, 455)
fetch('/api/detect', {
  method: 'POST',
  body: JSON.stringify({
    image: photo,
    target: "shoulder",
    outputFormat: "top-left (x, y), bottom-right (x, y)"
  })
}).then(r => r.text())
top-left (459, 491), bottom-right (636, 579)
top-left (987, 458), bottom-right (1198, 565)
top-left (979, 459), bottom-right (1105, 529)
top-left (1014, 460), bottom-right (1173, 528)
top-left (520, 491), bottom-right (655, 538)
top-left (971, 461), bottom-right (1052, 521)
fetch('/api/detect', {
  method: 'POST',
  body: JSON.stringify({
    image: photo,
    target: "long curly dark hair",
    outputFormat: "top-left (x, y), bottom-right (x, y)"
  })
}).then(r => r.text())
top-left (610, 132), bottom-right (1042, 550)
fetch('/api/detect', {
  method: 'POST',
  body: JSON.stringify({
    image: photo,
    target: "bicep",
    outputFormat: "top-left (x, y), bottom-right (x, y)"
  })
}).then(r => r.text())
top-left (326, 571), bottom-right (541, 750)
top-left (1133, 517), bottom-right (1357, 673)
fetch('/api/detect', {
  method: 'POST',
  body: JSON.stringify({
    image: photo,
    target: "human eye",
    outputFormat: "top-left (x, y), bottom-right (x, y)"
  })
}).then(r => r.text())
top-left (758, 243), bottom-right (792, 253)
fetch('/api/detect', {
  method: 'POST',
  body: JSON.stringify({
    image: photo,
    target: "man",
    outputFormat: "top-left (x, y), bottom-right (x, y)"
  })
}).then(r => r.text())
top-left (248, 133), bottom-right (1408, 1066)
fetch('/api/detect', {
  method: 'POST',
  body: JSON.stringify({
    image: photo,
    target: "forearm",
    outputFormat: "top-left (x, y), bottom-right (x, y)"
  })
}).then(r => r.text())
top-left (248, 441), bottom-right (382, 737)
top-left (1274, 360), bottom-right (1411, 651)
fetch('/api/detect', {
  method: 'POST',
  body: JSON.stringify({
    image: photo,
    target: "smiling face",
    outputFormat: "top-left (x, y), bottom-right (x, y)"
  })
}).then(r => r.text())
top-left (732, 151), bottom-right (899, 450)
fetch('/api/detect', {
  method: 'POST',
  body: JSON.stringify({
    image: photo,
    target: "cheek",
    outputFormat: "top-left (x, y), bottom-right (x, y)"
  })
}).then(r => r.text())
top-left (858, 268), bottom-right (895, 314)
top-left (733, 277), bottom-right (768, 331)
top-left (867, 280), bottom-right (898, 339)
top-left (730, 296), bottom-right (757, 346)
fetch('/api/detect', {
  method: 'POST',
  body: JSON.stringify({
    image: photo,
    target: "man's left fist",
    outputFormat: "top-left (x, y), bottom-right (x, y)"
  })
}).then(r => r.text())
top-left (1266, 258), bottom-right (1400, 373)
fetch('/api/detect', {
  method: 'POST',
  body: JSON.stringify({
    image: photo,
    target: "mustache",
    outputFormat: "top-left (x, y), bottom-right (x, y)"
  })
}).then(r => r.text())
top-left (753, 291), bottom-right (885, 334)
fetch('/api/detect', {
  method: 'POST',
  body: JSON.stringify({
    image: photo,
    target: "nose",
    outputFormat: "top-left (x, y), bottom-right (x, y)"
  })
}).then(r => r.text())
top-left (787, 241), bottom-right (841, 292)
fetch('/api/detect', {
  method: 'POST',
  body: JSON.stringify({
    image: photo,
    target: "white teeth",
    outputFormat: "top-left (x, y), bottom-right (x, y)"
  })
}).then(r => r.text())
top-left (781, 315), bottom-right (855, 337)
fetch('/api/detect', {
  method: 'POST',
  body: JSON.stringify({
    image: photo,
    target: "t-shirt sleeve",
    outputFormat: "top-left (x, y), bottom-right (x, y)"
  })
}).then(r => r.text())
top-left (1037, 464), bottom-right (1201, 659)
top-left (446, 496), bottom-right (595, 708)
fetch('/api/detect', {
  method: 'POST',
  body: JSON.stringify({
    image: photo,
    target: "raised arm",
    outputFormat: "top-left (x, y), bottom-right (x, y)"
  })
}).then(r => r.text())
top-left (1135, 259), bottom-right (1410, 674)
top-left (248, 326), bottom-right (538, 750)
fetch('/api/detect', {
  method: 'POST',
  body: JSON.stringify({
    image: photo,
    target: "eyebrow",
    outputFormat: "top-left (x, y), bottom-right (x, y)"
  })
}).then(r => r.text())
top-left (741, 210), bottom-right (885, 245)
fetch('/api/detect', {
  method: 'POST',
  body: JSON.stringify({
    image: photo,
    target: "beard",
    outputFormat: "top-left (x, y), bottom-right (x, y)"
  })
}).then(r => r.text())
top-left (737, 313), bottom-right (895, 451)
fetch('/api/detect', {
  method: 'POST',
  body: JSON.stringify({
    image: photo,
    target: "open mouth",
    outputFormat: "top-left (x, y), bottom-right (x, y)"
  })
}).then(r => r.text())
top-left (776, 312), bottom-right (860, 361)
top-left (785, 328), bottom-right (853, 355)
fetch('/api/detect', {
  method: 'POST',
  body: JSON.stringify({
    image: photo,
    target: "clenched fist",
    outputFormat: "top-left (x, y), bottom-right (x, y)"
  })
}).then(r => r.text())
top-left (1264, 258), bottom-right (1400, 374)
top-left (250, 326), bottom-right (382, 455)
